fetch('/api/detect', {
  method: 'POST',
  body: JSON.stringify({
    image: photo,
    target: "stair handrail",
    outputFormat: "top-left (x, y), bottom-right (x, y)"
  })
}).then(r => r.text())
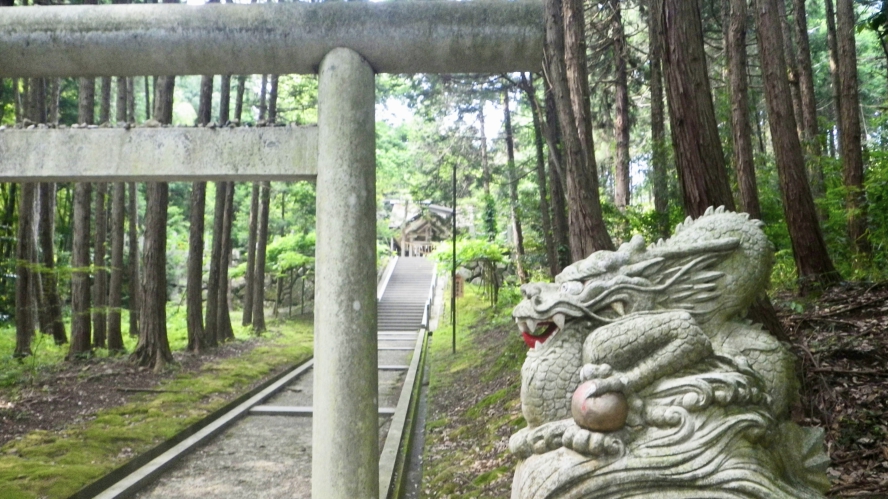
top-left (377, 255), bottom-right (399, 301)
top-left (420, 264), bottom-right (437, 330)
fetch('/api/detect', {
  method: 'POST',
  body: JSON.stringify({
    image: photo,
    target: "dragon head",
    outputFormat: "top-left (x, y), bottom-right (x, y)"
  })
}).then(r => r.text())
top-left (513, 208), bottom-right (773, 350)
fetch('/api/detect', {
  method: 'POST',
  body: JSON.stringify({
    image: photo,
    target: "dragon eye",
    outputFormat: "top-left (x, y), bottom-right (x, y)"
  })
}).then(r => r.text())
top-left (560, 281), bottom-right (583, 295)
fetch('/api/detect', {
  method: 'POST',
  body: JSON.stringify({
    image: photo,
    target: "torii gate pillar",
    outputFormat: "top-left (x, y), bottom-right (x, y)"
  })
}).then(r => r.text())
top-left (314, 47), bottom-right (379, 499)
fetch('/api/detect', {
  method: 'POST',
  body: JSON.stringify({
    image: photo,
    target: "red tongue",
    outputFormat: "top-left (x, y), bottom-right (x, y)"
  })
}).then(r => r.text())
top-left (522, 323), bottom-right (558, 349)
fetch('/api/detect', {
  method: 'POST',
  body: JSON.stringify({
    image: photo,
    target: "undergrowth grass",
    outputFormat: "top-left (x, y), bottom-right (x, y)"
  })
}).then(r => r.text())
top-left (0, 315), bottom-right (313, 499)
top-left (422, 284), bottom-right (526, 498)
top-left (0, 305), bottom-right (222, 388)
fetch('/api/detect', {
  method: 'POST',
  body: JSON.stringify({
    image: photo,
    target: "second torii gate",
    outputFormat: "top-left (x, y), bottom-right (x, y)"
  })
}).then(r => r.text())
top-left (0, 2), bottom-right (543, 497)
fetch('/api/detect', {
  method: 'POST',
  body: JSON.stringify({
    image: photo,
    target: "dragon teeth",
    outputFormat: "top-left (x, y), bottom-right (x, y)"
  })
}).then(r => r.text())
top-left (553, 313), bottom-right (566, 330)
top-left (611, 301), bottom-right (625, 316)
top-left (516, 319), bottom-right (530, 334)
top-left (527, 319), bottom-right (539, 332)
top-left (534, 340), bottom-right (542, 349)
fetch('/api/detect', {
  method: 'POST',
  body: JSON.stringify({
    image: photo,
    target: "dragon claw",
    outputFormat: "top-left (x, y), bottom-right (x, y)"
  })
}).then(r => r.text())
top-left (562, 422), bottom-right (628, 457)
top-left (580, 363), bottom-right (613, 382)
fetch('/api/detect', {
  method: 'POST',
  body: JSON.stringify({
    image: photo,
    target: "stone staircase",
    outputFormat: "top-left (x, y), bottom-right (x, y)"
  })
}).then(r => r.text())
top-left (378, 257), bottom-right (435, 332)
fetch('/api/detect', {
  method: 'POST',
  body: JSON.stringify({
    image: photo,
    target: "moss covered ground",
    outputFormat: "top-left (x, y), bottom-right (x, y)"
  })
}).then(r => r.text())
top-left (420, 285), bottom-right (527, 498)
top-left (0, 313), bottom-right (313, 499)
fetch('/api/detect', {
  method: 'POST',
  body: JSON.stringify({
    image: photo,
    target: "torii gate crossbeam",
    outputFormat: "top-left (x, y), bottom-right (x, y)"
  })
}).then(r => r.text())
top-left (0, 2), bottom-right (543, 498)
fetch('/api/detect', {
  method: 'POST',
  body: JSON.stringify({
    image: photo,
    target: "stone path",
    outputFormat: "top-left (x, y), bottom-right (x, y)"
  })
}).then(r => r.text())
top-left (135, 257), bottom-right (439, 499)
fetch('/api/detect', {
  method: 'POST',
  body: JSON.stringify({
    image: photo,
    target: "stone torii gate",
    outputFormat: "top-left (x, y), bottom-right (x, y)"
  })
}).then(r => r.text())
top-left (0, 2), bottom-right (542, 498)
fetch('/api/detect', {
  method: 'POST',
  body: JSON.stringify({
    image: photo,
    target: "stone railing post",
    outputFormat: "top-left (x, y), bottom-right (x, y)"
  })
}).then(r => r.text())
top-left (313, 47), bottom-right (378, 499)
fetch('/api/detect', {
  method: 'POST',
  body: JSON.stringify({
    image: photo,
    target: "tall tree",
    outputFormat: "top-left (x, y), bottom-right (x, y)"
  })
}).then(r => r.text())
top-left (648, 0), bottom-right (670, 238)
top-left (27, 76), bottom-right (67, 346)
top-left (108, 76), bottom-right (128, 351)
top-left (545, 0), bottom-right (614, 260)
top-left (127, 181), bottom-right (139, 337)
top-left (38, 181), bottom-right (67, 345)
top-left (131, 73), bottom-right (175, 369)
top-left (14, 183), bottom-right (36, 359)
top-left (519, 73), bottom-right (559, 278)
top-left (727, 0), bottom-right (762, 219)
top-left (131, 182), bottom-right (173, 370)
top-left (544, 87), bottom-right (571, 270)
top-left (660, 0), bottom-right (736, 217)
top-left (108, 182), bottom-right (126, 353)
top-left (242, 183), bottom-right (260, 325)
top-left (661, 0), bottom-right (786, 337)
top-left (186, 75), bottom-right (212, 352)
top-left (836, 0), bottom-right (870, 255)
top-left (791, 0), bottom-right (822, 157)
top-left (503, 87), bottom-right (527, 284)
top-left (93, 183), bottom-right (108, 349)
top-left (755, 0), bottom-right (840, 291)
top-left (610, 0), bottom-right (631, 210)
top-left (217, 181), bottom-right (236, 342)
top-left (216, 86), bottom-right (235, 342)
top-left (252, 181), bottom-right (271, 333)
top-left (68, 73), bottom-right (96, 359)
top-left (205, 182), bottom-right (226, 346)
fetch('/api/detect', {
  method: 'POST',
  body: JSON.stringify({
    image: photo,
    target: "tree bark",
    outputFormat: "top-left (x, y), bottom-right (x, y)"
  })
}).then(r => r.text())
top-left (234, 75), bottom-right (247, 124)
top-left (68, 72), bottom-right (96, 359)
top-left (187, 74), bottom-right (213, 352)
top-left (519, 73), bottom-right (558, 279)
top-left (127, 182), bottom-right (139, 337)
top-left (836, 0), bottom-right (870, 255)
top-left (611, 0), bottom-right (631, 210)
top-left (132, 73), bottom-right (175, 369)
top-left (755, 0), bottom-right (840, 292)
top-left (68, 182), bottom-right (92, 358)
top-left (116, 76), bottom-right (128, 125)
top-left (108, 182), bottom-right (125, 353)
top-left (792, 0), bottom-right (821, 157)
top-left (217, 181), bottom-right (235, 341)
top-left (727, 0), bottom-right (762, 219)
top-left (205, 182), bottom-right (225, 347)
top-left (78, 78), bottom-right (95, 126)
top-left (268, 75), bottom-right (279, 124)
top-left (186, 181), bottom-right (206, 352)
top-left (198, 75), bottom-right (213, 126)
top-left (92, 182), bottom-right (108, 349)
top-left (503, 88), bottom-right (527, 284)
top-left (219, 75), bottom-right (231, 126)
top-left (776, 0), bottom-right (805, 140)
top-left (130, 183), bottom-right (173, 370)
top-left (152, 76), bottom-right (175, 125)
top-left (546, 0), bottom-right (614, 261)
top-left (99, 77), bottom-right (112, 125)
top-left (258, 74), bottom-right (268, 122)
top-left (14, 183), bottom-right (36, 359)
top-left (252, 181), bottom-right (271, 333)
top-left (242, 182), bottom-right (259, 326)
top-left (649, 0), bottom-right (670, 239)
top-left (544, 86), bottom-right (571, 271)
top-left (39, 182), bottom-right (67, 345)
top-left (661, 0), bottom-right (736, 216)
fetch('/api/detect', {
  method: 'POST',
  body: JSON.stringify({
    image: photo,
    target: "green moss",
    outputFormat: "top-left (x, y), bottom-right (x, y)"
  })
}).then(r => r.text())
top-left (422, 285), bottom-right (526, 498)
top-left (0, 317), bottom-right (313, 498)
top-left (471, 465), bottom-right (511, 486)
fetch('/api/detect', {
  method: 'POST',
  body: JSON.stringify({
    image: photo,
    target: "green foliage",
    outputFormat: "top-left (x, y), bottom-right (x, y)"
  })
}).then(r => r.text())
top-left (432, 239), bottom-right (505, 273)
top-left (265, 232), bottom-right (315, 276)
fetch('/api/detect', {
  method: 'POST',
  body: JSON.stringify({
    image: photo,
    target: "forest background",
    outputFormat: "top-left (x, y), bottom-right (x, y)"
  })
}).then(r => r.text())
top-left (0, 0), bottom-right (887, 493)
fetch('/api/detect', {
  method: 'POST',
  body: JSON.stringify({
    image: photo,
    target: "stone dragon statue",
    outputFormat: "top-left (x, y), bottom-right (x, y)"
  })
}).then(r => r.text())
top-left (509, 207), bottom-right (830, 499)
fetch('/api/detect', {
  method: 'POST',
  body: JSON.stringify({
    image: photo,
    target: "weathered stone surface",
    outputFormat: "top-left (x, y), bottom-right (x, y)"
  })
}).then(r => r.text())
top-left (0, 1), bottom-right (543, 78)
top-left (0, 127), bottom-right (317, 182)
top-left (510, 207), bottom-right (829, 498)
